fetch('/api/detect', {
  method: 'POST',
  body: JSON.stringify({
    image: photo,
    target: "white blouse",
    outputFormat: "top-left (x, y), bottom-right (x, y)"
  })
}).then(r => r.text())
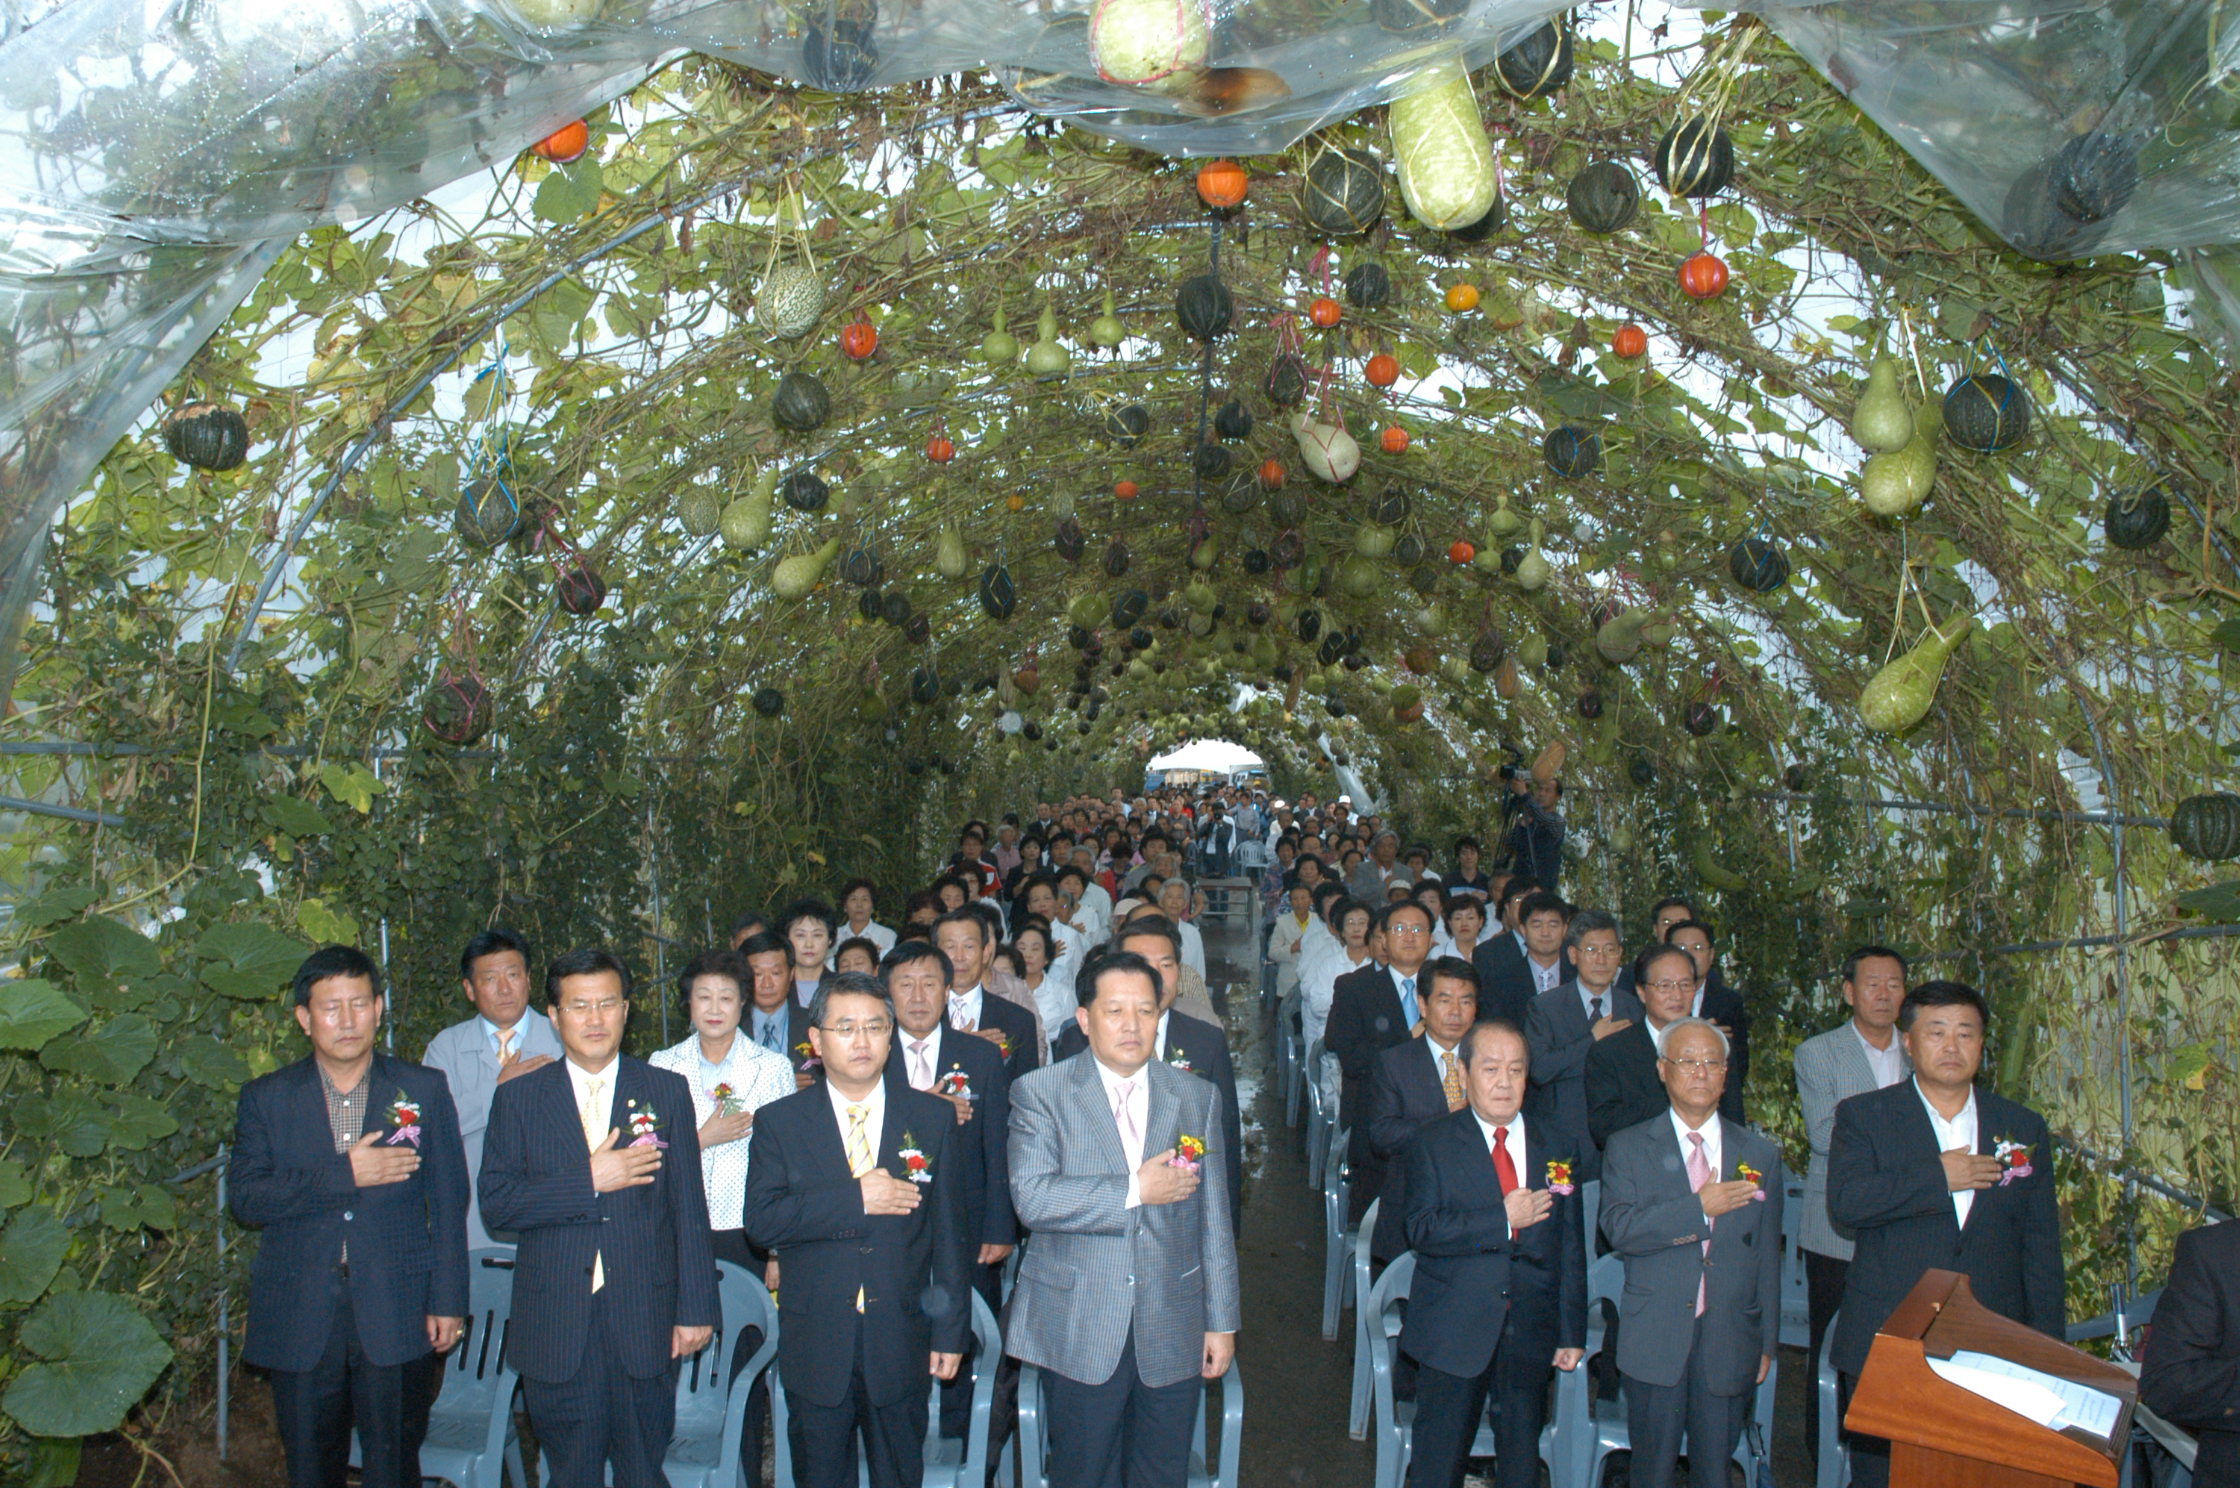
top-left (648, 1031), bottom-right (797, 1230)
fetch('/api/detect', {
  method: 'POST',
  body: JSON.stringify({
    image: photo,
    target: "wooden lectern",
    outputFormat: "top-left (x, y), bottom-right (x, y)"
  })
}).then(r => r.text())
top-left (1846, 1270), bottom-right (2136, 1488)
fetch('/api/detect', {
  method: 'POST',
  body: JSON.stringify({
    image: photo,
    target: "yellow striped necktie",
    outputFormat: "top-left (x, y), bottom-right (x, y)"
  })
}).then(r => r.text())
top-left (581, 1078), bottom-right (606, 1293)
top-left (845, 1104), bottom-right (874, 1312)
top-left (1442, 1050), bottom-right (1466, 1112)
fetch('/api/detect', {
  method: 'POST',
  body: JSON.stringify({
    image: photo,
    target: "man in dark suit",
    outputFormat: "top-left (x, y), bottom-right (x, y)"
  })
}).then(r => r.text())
top-left (1328, 901), bottom-right (1438, 1223)
top-left (2140, 1220), bottom-right (2240, 1486)
top-left (480, 948), bottom-right (720, 1488)
top-left (746, 973), bottom-right (970, 1488)
top-left (1598, 1018), bottom-right (1784, 1488)
top-left (1586, 945), bottom-right (1703, 1150)
top-left (1366, 956), bottom-right (1478, 1263)
top-left (1612, 897), bottom-right (1699, 999)
top-left (1662, 920), bottom-right (1749, 1122)
top-left (1828, 980), bottom-right (2064, 1488)
top-left (1053, 917), bottom-right (1244, 1231)
top-left (741, 930), bottom-right (817, 1086)
top-left (231, 946), bottom-right (469, 1488)
top-left (1399, 1018), bottom-right (1587, 1488)
top-left (879, 941), bottom-right (1014, 1442)
top-left (1468, 880), bottom-right (1541, 1029)
top-left (934, 909), bottom-right (1043, 1080)
top-left (1524, 909), bottom-right (1638, 1181)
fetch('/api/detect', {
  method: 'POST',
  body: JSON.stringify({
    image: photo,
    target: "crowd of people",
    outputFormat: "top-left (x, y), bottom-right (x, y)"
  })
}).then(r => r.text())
top-left (226, 776), bottom-right (2236, 1488)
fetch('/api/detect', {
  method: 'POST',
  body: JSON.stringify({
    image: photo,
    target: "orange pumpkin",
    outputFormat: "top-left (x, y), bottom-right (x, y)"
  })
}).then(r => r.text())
top-left (1258, 458), bottom-right (1286, 490)
top-left (531, 119), bottom-right (590, 164)
top-left (1365, 352), bottom-right (1400, 388)
top-left (1196, 159), bottom-right (1249, 210)
top-left (1309, 296), bottom-right (1342, 328)
top-left (1005, 493), bottom-right (1027, 512)
top-left (840, 315), bottom-right (878, 360)
top-left (926, 433), bottom-right (955, 463)
top-left (1448, 539), bottom-right (1477, 565)
top-left (1613, 323), bottom-right (1649, 359)
top-left (1444, 282), bottom-right (1481, 313)
top-left (1678, 251), bottom-right (1730, 300)
top-left (1380, 425), bottom-right (1410, 454)
top-left (1115, 479), bottom-right (1140, 501)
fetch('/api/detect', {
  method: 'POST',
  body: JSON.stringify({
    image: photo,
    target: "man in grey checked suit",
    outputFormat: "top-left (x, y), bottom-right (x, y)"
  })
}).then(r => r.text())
top-left (1005, 951), bottom-right (1240, 1488)
top-left (421, 927), bottom-right (565, 1249)
top-left (1599, 1018), bottom-right (1784, 1488)
top-left (1791, 944), bottom-right (1909, 1464)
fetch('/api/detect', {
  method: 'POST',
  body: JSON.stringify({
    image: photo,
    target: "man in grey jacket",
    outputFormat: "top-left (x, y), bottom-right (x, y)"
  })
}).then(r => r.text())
top-left (1004, 952), bottom-right (1240, 1488)
top-left (1599, 1018), bottom-right (1783, 1488)
top-left (1791, 945), bottom-right (1909, 1463)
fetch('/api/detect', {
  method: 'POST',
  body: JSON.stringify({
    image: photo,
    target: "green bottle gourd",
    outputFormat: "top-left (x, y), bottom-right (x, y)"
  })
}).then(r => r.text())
top-left (1859, 613), bottom-right (1971, 732)
top-left (1024, 303), bottom-right (1070, 379)
top-left (719, 467), bottom-right (777, 551)
top-left (1485, 492), bottom-right (1522, 540)
top-left (772, 535), bottom-right (841, 599)
top-left (1859, 399), bottom-right (1940, 518)
top-left (1514, 519), bottom-right (1551, 591)
top-left (1595, 607), bottom-right (1647, 662)
top-left (1850, 355), bottom-right (1915, 453)
top-left (935, 522), bottom-right (969, 580)
top-left (981, 294), bottom-right (1019, 365)
top-left (1089, 289), bottom-right (1125, 350)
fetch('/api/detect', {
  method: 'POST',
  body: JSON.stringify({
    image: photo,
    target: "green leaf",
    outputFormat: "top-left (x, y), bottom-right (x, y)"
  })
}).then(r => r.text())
top-left (44, 917), bottom-right (162, 1002)
top-left (100, 1185), bottom-right (177, 1233)
top-left (196, 921), bottom-right (310, 1000)
top-left (295, 897), bottom-right (360, 945)
top-left (2174, 881), bottom-right (2240, 920)
top-left (0, 979), bottom-right (89, 1050)
top-left (260, 795), bottom-right (334, 837)
top-left (103, 1093), bottom-right (179, 1152)
top-left (2209, 616), bottom-right (2240, 653)
top-left (23, 1435), bottom-right (81, 1488)
top-left (0, 1208), bottom-right (70, 1303)
top-left (40, 1013), bottom-right (158, 1086)
top-left (175, 1033), bottom-right (252, 1090)
top-left (12, 887), bottom-right (98, 930)
top-left (316, 761), bottom-right (385, 815)
top-left (3, 1290), bottom-right (174, 1438)
top-left (0, 1157), bottom-right (32, 1208)
top-left (532, 158), bottom-right (604, 224)
top-left (16, 1093), bottom-right (108, 1157)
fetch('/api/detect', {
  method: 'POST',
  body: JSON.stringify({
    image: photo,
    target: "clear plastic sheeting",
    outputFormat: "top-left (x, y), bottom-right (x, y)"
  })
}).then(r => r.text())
top-left (1733, 1), bottom-right (2240, 260)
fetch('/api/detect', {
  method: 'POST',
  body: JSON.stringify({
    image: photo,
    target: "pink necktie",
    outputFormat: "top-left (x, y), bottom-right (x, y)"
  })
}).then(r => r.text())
top-left (1686, 1131), bottom-right (1712, 1317)
top-left (1114, 1078), bottom-right (1140, 1154)
top-left (910, 1040), bottom-right (933, 1091)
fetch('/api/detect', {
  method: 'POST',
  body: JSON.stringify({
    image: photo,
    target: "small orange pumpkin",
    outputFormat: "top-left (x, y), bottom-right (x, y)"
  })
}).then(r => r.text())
top-left (926, 433), bottom-right (955, 463)
top-left (1364, 352), bottom-right (1400, 388)
top-left (1448, 539), bottom-right (1477, 565)
top-left (840, 314), bottom-right (878, 360)
top-left (1006, 493), bottom-right (1027, 512)
top-left (1309, 296), bottom-right (1342, 328)
top-left (1196, 159), bottom-right (1249, 210)
top-left (532, 120), bottom-right (590, 164)
top-left (1444, 282), bottom-right (1481, 313)
top-left (1258, 458), bottom-right (1286, 490)
top-left (1380, 425), bottom-right (1410, 455)
top-left (1115, 479), bottom-right (1140, 501)
top-left (1613, 323), bottom-right (1648, 359)
top-left (1678, 251), bottom-right (1730, 300)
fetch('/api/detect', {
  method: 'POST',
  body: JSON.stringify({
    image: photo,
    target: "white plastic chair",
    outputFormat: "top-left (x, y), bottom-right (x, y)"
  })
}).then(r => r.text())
top-left (770, 1289), bottom-right (1001, 1488)
top-left (1303, 1040), bottom-right (1332, 1190)
top-left (1779, 1174), bottom-right (1810, 1349)
top-left (1349, 1198), bottom-right (1379, 1439)
top-left (658, 1259), bottom-right (779, 1488)
top-left (1015, 1356), bottom-right (1243, 1488)
top-left (1321, 1141), bottom-right (1353, 1341)
top-left (350, 1247), bottom-right (531, 1488)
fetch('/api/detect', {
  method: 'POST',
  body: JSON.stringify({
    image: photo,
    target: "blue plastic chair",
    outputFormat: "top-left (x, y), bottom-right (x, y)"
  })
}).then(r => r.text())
top-left (1577, 1251), bottom-right (1775, 1488)
top-left (1321, 1137), bottom-right (1353, 1341)
top-left (1815, 1306), bottom-right (1848, 1488)
top-left (770, 1288), bottom-right (1000, 1488)
top-left (1015, 1355), bottom-right (1242, 1488)
top-left (1779, 1173), bottom-right (1810, 1349)
top-left (350, 1247), bottom-right (531, 1488)
top-left (1303, 1041), bottom-right (1334, 1191)
top-left (654, 1260), bottom-right (779, 1488)
top-left (1349, 1198), bottom-right (1378, 1439)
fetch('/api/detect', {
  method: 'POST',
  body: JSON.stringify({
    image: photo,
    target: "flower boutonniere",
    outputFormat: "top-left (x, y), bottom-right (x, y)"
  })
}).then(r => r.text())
top-left (1544, 1159), bottom-right (1577, 1196)
top-left (986, 1028), bottom-right (1013, 1061)
top-left (625, 1100), bottom-right (668, 1149)
top-left (1992, 1137), bottom-right (2035, 1185)
top-left (1172, 1134), bottom-right (1207, 1174)
top-left (384, 1095), bottom-right (424, 1147)
top-left (1735, 1161), bottom-right (1768, 1200)
top-left (793, 1040), bottom-right (823, 1076)
top-left (1167, 1049), bottom-right (1194, 1073)
top-left (899, 1132), bottom-right (932, 1184)
top-left (708, 1082), bottom-right (740, 1115)
top-left (935, 1069), bottom-right (973, 1101)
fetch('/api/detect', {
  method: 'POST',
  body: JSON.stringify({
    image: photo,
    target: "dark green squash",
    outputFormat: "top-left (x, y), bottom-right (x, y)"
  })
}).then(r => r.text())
top-left (1496, 20), bottom-right (1572, 99)
top-left (1193, 441), bottom-right (1231, 480)
top-left (1102, 537), bottom-right (1133, 577)
top-left (1294, 607), bottom-right (1323, 642)
top-left (751, 686), bottom-right (786, 717)
top-left (978, 564), bottom-right (1017, 620)
top-left (1175, 273), bottom-right (1235, 341)
top-left (857, 587), bottom-right (884, 621)
top-left (1577, 688), bottom-right (1604, 720)
top-left (1111, 588), bottom-right (1150, 628)
top-left (2172, 792), bottom-right (2240, 861)
top-left (1270, 527), bottom-right (1305, 567)
top-left (1344, 263), bottom-right (1392, 309)
top-left (1446, 195), bottom-right (1508, 242)
top-left (1103, 402), bottom-right (1151, 447)
top-left (1302, 144), bottom-right (1385, 237)
top-left (772, 371), bottom-right (831, 432)
top-left (902, 613), bottom-right (930, 643)
top-left (910, 665), bottom-right (942, 704)
top-left (802, 2), bottom-right (878, 89)
top-left (556, 559), bottom-right (606, 616)
top-left (2105, 483), bottom-right (2172, 550)
top-left (1371, 485), bottom-right (1412, 525)
top-left (1653, 118), bottom-right (1735, 198)
top-left (1214, 398), bottom-right (1254, 440)
top-left (1266, 349), bottom-right (1308, 407)
top-left (454, 476), bottom-right (524, 547)
top-left (1053, 517), bottom-right (1086, 563)
top-left (162, 400), bottom-right (251, 470)
top-left (1469, 626), bottom-right (1504, 672)
top-left (1728, 536), bottom-right (1790, 592)
top-left (2051, 131), bottom-right (2138, 226)
top-left (838, 547), bottom-right (882, 587)
top-left (421, 673), bottom-right (492, 746)
top-left (1629, 755), bottom-right (1656, 786)
top-left (1942, 374), bottom-right (2031, 452)
top-left (1684, 701), bottom-right (1718, 736)
top-left (1543, 424), bottom-right (1602, 478)
top-left (1566, 161), bottom-right (1640, 234)
top-left (779, 468), bottom-right (829, 511)
top-left (1221, 477), bottom-right (1259, 514)
top-left (1242, 548), bottom-right (1271, 575)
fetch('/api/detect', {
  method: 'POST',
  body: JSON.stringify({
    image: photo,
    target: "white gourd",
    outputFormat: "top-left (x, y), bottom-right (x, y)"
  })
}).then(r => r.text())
top-left (1389, 59), bottom-right (1499, 231)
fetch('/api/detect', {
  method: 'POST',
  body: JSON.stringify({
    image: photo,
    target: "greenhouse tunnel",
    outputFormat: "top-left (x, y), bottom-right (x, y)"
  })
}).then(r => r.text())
top-left (1, 0), bottom-right (2238, 1481)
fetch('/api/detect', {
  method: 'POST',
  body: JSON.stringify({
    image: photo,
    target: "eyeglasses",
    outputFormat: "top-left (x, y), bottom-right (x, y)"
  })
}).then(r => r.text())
top-left (1665, 1056), bottom-right (1728, 1073)
top-left (1645, 978), bottom-right (1698, 992)
top-left (560, 998), bottom-right (626, 1016)
top-left (1387, 924), bottom-right (1429, 937)
top-left (820, 1019), bottom-right (892, 1040)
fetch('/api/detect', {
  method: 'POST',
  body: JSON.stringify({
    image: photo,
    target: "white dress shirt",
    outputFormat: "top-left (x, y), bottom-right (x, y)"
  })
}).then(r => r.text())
top-left (948, 984), bottom-right (986, 1031)
top-left (1094, 1057), bottom-right (1152, 1208)
top-left (1472, 1109), bottom-right (1529, 1233)
top-left (566, 1056), bottom-right (620, 1139)
top-left (1916, 1080), bottom-right (1979, 1227)
top-left (1178, 919), bottom-right (1207, 980)
top-left (899, 1024), bottom-right (947, 1091)
top-left (1854, 1022), bottom-right (1907, 1088)
top-left (832, 920), bottom-right (899, 963)
top-left (825, 1076), bottom-right (890, 1173)
top-left (1528, 954), bottom-right (1565, 995)
top-left (1576, 980), bottom-right (1620, 1024)
top-left (649, 1030), bottom-right (796, 1229)
top-left (1671, 1106), bottom-right (1724, 1215)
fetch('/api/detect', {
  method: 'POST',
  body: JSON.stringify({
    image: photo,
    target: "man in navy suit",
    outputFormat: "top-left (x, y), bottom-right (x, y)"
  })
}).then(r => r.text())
top-left (1399, 1018), bottom-right (1586, 1488)
top-left (880, 940), bottom-right (1014, 1442)
top-left (1467, 880), bottom-right (1539, 1029)
top-left (1828, 980), bottom-right (2064, 1488)
top-left (745, 973), bottom-right (970, 1488)
top-left (1329, 901), bottom-right (1438, 1223)
top-left (1366, 956), bottom-right (1478, 1263)
top-left (480, 948), bottom-right (720, 1488)
top-left (934, 910), bottom-right (1043, 1079)
top-left (230, 946), bottom-right (469, 1488)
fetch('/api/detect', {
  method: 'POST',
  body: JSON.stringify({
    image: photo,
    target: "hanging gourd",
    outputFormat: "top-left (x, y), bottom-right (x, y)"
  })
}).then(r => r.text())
top-left (1301, 142), bottom-right (1385, 237)
top-left (1858, 613), bottom-right (1971, 733)
top-left (981, 294), bottom-right (1019, 365)
top-left (911, 665), bottom-right (943, 705)
top-left (2171, 793), bottom-right (2240, 862)
top-left (1514, 519), bottom-right (1551, 591)
top-left (1309, 295), bottom-right (1342, 328)
top-left (1112, 588), bottom-right (1151, 628)
top-left (1365, 352), bottom-right (1400, 388)
top-left (839, 313), bottom-right (878, 361)
top-left (1103, 538), bottom-right (1135, 578)
top-left (555, 557), bottom-right (607, 615)
top-left (978, 564), bottom-right (1018, 620)
top-left (1196, 158), bottom-right (1249, 210)
top-left (720, 468), bottom-right (777, 551)
top-left (751, 687), bottom-right (785, 718)
top-left (1292, 408), bottom-right (1360, 484)
top-left (423, 672), bottom-right (493, 746)
top-left (1678, 250), bottom-right (1730, 299)
top-left (678, 486), bottom-right (723, 538)
top-left (1215, 398), bottom-right (1254, 440)
top-left (455, 476), bottom-right (524, 548)
top-left (1485, 493), bottom-right (1522, 539)
top-left (1595, 608), bottom-right (1648, 663)
top-left (531, 119), bottom-right (590, 164)
top-left (1024, 303), bottom-right (1071, 379)
top-left (1446, 195), bottom-right (1508, 242)
top-left (1567, 161), bottom-right (1640, 234)
top-left (2105, 482), bottom-right (2174, 550)
top-left (1054, 517), bottom-right (1087, 563)
top-left (838, 547), bottom-right (883, 588)
top-left (1860, 408), bottom-right (1937, 519)
top-left (1612, 324), bottom-right (1648, 360)
top-left (1103, 402), bottom-right (1152, 447)
top-left (802, 2), bottom-right (878, 88)
top-left (161, 400), bottom-right (251, 471)
top-left (779, 467), bottom-right (829, 512)
top-left (1089, 289), bottom-right (1126, 350)
top-left (1344, 263), bottom-right (1392, 310)
top-left (1728, 536), bottom-right (1789, 593)
top-left (1194, 442), bottom-right (1231, 480)
top-left (759, 263), bottom-right (824, 341)
top-left (1543, 424), bottom-right (1601, 479)
top-left (1943, 373), bottom-right (2031, 452)
top-left (1176, 273), bottom-right (1235, 341)
top-left (1653, 118), bottom-right (1735, 198)
top-left (1850, 355), bottom-right (1915, 453)
top-left (1389, 58), bottom-right (1499, 232)
top-left (772, 371), bottom-right (831, 433)
top-left (925, 427), bottom-right (956, 464)
top-left (935, 522), bottom-right (969, 579)
top-left (1495, 20), bottom-right (1572, 99)
top-left (1089, 0), bottom-right (1207, 86)
top-left (772, 536), bottom-right (841, 600)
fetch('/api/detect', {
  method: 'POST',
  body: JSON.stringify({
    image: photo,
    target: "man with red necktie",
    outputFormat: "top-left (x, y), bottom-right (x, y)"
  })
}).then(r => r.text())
top-left (1396, 1018), bottom-right (1586, 1488)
